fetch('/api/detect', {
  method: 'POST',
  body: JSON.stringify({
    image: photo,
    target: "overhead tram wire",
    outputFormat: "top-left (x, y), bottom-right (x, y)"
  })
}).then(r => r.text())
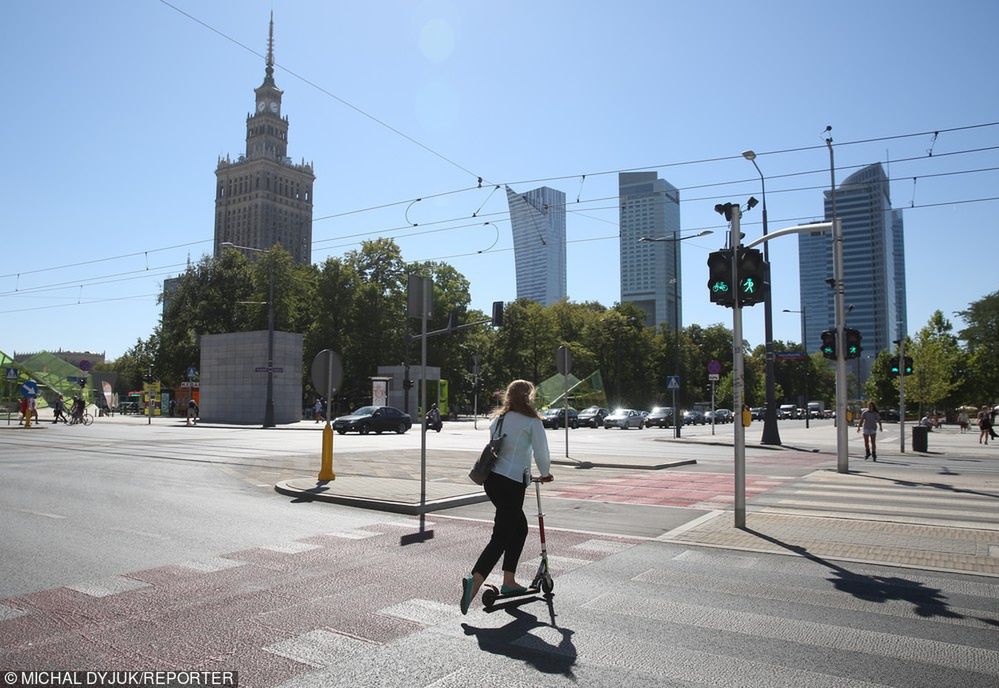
top-left (6, 123), bottom-right (997, 289)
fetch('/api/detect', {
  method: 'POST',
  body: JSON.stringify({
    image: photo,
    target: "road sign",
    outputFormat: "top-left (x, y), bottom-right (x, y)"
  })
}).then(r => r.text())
top-left (707, 359), bottom-right (722, 375)
top-left (775, 351), bottom-right (807, 361)
top-left (666, 375), bottom-right (681, 390)
top-left (186, 366), bottom-right (198, 380)
top-left (708, 373), bottom-right (720, 381)
top-left (20, 380), bottom-right (38, 398)
top-left (5, 367), bottom-right (19, 381)
top-left (310, 349), bottom-right (343, 394)
top-left (555, 345), bottom-right (572, 375)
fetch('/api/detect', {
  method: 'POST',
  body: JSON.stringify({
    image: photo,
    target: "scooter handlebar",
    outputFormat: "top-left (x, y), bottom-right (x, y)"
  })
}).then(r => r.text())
top-left (532, 474), bottom-right (554, 483)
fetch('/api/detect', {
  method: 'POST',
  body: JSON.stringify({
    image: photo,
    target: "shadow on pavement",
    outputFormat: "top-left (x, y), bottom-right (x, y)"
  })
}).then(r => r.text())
top-left (462, 607), bottom-right (576, 679)
top-left (742, 527), bottom-right (964, 621)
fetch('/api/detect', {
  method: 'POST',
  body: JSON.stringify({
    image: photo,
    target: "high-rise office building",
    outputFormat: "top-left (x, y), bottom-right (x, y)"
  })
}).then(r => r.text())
top-left (619, 172), bottom-right (681, 329)
top-left (213, 16), bottom-right (315, 265)
top-left (798, 163), bottom-right (905, 389)
top-left (505, 186), bottom-right (566, 305)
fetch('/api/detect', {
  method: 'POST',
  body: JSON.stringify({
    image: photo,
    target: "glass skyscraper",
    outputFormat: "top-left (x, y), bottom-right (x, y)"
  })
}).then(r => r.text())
top-left (798, 163), bottom-right (906, 389)
top-left (619, 172), bottom-right (681, 329)
top-left (505, 186), bottom-right (567, 305)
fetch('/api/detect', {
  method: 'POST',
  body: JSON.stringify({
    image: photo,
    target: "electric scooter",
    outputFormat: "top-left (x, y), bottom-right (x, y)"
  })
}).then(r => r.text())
top-left (481, 475), bottom-right (556, 620)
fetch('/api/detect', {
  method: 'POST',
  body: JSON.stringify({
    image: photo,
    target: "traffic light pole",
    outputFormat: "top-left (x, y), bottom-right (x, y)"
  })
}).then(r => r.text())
top-left (730, 207), bottom-right (746, 529)
top-left (899, 337), bottom-right (906, 453)
top-left (827, 134), bottom-right (849, 474)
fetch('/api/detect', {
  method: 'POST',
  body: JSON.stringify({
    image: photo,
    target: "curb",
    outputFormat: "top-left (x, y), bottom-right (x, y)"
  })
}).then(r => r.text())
top-left (274, 479), bottom-right (490, 515)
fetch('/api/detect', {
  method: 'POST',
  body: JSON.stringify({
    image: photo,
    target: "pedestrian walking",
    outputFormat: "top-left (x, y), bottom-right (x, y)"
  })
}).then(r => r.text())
top-left (857, 401), bottom-right (883, 461)
top-left (52, 395), bottom-right (68, 424)
top-left (979, 405), bottom-right (993, 445)
top-left (957, 410), bottom-right (970, 433)
top-left (186, 398), bottom-right (199, 426)
top-left (169, 398), bottom-right (176, 417)
top-left (460, 379), bottom-right (553, 615)
top-left (314, 398), bottom-right (324, 423)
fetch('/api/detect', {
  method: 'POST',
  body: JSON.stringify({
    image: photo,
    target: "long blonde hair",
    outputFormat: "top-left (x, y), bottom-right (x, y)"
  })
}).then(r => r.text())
top-left (494, 379), bottom-right (541, 419)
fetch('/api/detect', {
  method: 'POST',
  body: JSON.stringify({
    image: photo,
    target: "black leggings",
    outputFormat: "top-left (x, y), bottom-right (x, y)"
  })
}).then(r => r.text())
top-left (473, 472), bottom-right (528, 577)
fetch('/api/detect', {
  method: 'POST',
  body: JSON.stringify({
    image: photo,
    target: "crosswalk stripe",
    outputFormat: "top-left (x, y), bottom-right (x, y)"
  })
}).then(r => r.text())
top-left (770, 499), bottom-right (994, 518)
top-left (764, 488), bottom-right (997, 507)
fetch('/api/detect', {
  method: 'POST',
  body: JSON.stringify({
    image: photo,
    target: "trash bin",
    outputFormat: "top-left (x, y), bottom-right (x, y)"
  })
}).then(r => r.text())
top-left (912, 425), bottom-right (928, 453)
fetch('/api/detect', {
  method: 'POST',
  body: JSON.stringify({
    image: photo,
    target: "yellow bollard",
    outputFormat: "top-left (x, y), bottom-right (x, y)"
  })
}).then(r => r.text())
top-left (318, 420), bottom-right (335, 481)
top-left (24, 403), bottom-right (32, 429)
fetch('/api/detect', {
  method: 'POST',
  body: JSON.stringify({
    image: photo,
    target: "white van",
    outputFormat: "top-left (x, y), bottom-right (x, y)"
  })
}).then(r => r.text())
top-left (779, 404), bottom-right (797, 419)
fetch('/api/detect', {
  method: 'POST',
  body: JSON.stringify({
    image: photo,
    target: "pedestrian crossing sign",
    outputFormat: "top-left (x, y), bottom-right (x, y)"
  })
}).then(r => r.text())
top-left (4, 367), bottom-right (18, 381)
top-left (666, 375), bottom-right (681, 390)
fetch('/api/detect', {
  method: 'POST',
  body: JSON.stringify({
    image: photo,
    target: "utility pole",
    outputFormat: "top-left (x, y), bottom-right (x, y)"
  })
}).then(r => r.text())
top-left (899, 337), bottom-right (906, 453)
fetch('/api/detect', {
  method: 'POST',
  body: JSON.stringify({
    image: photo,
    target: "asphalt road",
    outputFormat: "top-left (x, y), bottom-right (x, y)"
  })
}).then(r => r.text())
top-left (0, 416), bottom-right (995, 685)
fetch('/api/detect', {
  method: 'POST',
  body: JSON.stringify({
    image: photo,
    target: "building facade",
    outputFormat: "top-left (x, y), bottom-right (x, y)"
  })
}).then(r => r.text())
top-left (213, 17), bottom-right (315, 265)
top-left (505, 186), bottom-right (567, 305)
top-left (798, 163), bottom-right (906, 390)
top-left (619, 172), bottom-right (681, 329)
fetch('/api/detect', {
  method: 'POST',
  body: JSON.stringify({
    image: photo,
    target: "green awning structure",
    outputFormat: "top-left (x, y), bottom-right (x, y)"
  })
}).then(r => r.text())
top-left (536, 369), bottom-right (606, 409)
top-left (0, 349), bottom-right (87, 408)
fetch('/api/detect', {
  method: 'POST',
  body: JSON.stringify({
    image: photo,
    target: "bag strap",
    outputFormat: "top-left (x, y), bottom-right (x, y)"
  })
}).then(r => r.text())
top-left (492, 413), bottom-right (506, 440)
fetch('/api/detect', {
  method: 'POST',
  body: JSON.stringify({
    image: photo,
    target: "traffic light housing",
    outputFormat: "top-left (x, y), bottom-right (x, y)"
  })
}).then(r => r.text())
top-left (491, 300), bottom-right (504, 328)
top-left (844, 328), bottom-right (862, 359)
top-left (706, 249), bottom-right (734, 307)
top-left (78, 377), bottom-right (87, 388)
top-left (889, 356), bottom-right (914, 377)
top-left (820, 330), bottom-right (836, 360)
top-left (736, 248), bottom-right (769, 306)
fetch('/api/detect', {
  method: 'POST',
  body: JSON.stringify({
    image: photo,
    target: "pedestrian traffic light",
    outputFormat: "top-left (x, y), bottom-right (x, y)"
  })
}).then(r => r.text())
top-left (78, 377), bottom-right (87, 388)
top-left (404, 378), bottom-right (414, 390)
top-left (844, 328), bottom-right (862, 359)
top-left (903, 356), bottom-right (913, 376)
top-left (736, 248), bottom-right (769, 307)
top-left (706, 249), bottom-right (734, 307)
top-left (889, 356), bottom-right (901, 378)
top-left (820, 330), bottom-right (836, 360)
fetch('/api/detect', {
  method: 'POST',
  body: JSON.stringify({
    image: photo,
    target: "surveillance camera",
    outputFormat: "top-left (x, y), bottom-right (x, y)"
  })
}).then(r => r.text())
top-left (746, 197), bottom-right (759, 210)
top-left (714, 202), bottom-right (735, 220)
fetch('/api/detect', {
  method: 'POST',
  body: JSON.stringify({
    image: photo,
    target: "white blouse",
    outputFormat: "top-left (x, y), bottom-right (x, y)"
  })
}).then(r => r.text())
top-left (488, 411), bottom-right (552, 484)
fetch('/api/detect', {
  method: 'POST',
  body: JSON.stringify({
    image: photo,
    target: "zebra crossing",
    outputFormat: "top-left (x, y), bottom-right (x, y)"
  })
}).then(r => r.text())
top-left (750, 467), bottom-right (999, 531)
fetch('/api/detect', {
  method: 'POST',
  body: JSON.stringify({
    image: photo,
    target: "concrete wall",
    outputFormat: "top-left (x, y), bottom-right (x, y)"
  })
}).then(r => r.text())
top-left (377, 365), bottom-right (439, 416)
top-left (200, 331), bottom-right (303, 424)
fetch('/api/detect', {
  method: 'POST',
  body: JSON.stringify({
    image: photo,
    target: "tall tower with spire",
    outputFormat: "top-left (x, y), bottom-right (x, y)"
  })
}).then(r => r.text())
top-left (213, 14), bottom-right (316, 265)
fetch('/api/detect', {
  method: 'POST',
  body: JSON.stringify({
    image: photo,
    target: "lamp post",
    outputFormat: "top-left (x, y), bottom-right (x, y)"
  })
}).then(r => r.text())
top-left (220, 242), bottom-right (276, 428)
top-left (742, 150), bottom-right (780, 446)
top-left (783, 308), bottom-right (810, 429)
top-left (639, 229), bottom-right (713, 438)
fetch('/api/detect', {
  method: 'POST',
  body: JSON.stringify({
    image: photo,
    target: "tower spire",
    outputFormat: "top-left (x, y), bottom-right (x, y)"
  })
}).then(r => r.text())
top-left (264, 12), bottom-right (275, 85)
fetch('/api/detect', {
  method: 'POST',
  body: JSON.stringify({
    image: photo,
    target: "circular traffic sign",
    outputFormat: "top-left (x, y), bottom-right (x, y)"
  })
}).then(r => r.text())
top-left (310, 349), bottom-right (343, 395)
top-left (20, 379), bottom-right (38, 398)
top-left (707, 359), bottom-right (722, 375)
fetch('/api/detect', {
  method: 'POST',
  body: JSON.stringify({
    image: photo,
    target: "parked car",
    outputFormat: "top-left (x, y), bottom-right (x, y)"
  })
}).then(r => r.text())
top-left (713, 408), bottom-right (734, 423)
top-left (645, 406), bottom-right (674, 428)
top-left (542, 407), bottom-right (579, 429)
top-left (882, 408), bottom-right (900, 421)
top-left (603, 408), bottom-right (645, 429)
top-left (778, 404), bottom-right (797, 419)
top-left (682, 409), bottom-right (705, 425)
top-left (332, 406), bottom-right (412, 435)
top-left (578, 406), bottom-right (610, 428)
top-left (750, 406), bottom-right (765, 420)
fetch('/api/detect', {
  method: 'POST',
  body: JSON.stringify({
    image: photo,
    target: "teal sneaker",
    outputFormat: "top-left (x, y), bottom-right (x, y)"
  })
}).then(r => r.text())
top-left (501, 584), bottom-right (528, 595)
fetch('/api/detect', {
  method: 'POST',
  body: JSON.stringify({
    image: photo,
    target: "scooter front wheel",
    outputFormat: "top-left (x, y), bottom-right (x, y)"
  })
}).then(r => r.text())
top-left (541, 574), bottom-right (554, 594)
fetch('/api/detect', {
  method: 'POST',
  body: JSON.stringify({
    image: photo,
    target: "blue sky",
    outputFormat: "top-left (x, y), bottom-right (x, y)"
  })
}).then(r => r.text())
top-left (2, 0), bottom-right (996, 361)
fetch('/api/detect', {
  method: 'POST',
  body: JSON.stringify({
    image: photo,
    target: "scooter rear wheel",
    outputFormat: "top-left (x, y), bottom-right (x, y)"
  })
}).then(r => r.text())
top-left (481, 587), bottom-right (498, 608)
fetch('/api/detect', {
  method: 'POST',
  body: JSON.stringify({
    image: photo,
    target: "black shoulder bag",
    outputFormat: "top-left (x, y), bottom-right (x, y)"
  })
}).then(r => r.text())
top-left (469, 414), bottom-right (506, 485)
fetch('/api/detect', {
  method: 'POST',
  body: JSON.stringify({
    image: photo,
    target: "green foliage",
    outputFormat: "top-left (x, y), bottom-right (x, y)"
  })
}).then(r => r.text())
top-left (956, 290), bottom-right (999, 403)
top-left (907, 310), bottom-right (964, 411)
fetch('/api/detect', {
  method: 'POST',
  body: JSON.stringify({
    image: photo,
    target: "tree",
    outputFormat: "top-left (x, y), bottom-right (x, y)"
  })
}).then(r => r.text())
top-left (956, 289), bottom-right (999, 403)
top-left (907, 311), bottom-right (964, 413)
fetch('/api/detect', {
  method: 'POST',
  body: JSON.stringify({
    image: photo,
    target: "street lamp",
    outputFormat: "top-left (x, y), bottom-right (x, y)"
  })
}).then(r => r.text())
top-left (782, 308), bottom-right (810, 429)
top-left (742, 150), bottom-right (780, 446)
top-left (638, 229), bottom-right (712, 438)
top-left (220, 242), bottom-right (275, 428)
